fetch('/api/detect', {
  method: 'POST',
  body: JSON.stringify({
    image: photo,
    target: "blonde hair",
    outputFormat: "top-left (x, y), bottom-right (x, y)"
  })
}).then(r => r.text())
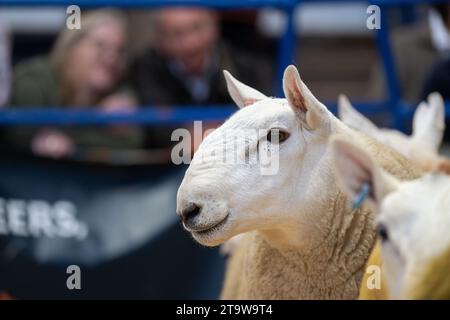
top-left (52, 8), bottom-right (127, 70)
top-left (51, 9), bottom-right (127, 105)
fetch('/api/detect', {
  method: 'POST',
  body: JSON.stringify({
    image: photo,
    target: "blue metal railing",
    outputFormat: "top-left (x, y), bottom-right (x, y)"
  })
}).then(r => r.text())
top-left (3, 0), bottom-right (448, 6)
top-left (0, 0), bottom-right (449, 129)
top-left (3, 101), bottom-right (449, 126)
top-left (0, 0), bottom-right (296, 8)
top-left (0, 106), bottom-right (236, 125)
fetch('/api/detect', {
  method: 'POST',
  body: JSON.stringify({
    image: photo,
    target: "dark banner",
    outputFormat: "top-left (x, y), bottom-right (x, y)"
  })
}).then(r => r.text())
top-left (0, 155), bottom-right (225, 299)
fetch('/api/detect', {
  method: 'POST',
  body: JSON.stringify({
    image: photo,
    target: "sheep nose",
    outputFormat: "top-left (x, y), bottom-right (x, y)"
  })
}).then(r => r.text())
top-left (180, 203), bottom-right (202, 225)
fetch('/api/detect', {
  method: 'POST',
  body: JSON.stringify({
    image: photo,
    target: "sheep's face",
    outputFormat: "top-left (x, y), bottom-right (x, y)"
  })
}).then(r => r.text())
top-left (176, 65), bottom-right (335, 246)
top-left (376, 175), bottom-right (450, 299)
top-left (332, 138), bottom-right (450, 299)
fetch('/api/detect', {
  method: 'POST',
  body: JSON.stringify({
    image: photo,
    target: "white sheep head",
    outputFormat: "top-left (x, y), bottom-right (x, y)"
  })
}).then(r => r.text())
top-left (338, 92), bottom-right (448, 172)
top-left (176, 65), bottom-right (341, 248)
top-left (331, 137), bottom-right (450, 299)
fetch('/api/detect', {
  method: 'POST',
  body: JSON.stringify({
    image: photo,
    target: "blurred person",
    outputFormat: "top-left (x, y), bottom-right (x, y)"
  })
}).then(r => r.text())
top-left (370, 4), bottom-right (450, 103)
top-left (130, 7), bottom-right (273, 149)
top-left (7, 9), bottom-right (143, 159)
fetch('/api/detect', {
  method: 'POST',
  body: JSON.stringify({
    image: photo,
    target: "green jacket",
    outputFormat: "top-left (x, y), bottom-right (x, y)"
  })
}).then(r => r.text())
top-left (6, 56), bottom-right (145, 157)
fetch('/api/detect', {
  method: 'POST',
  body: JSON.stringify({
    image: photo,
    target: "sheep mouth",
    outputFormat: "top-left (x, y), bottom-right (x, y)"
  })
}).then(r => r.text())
top-left (191, 214), bottom-right (230, 236)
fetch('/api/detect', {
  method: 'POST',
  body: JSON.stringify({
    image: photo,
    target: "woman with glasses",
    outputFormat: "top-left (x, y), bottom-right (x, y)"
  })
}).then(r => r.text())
top-left (7, 9), bottom-right (143, 160)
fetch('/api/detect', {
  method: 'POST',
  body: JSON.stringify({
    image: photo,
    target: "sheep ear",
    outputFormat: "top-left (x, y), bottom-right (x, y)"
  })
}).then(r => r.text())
top-left (331, 137), bottom-right (399, 209)
top-left (412, 92), bottom-right (445, 152)
top-left (223, 70), bottom-right (267, 108)
top-left (283, 65), bottom-right (328, 130)
top-left (338, 94), bottom-right (380, 137)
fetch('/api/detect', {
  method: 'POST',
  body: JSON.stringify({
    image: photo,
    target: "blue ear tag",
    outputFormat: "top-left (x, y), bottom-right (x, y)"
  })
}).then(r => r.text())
top-left (352, 183), bottom-right (371, 210)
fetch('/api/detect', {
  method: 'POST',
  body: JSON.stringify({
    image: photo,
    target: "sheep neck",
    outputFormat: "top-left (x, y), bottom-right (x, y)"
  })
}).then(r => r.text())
top-left (252, 186), bottom-right (376, 299)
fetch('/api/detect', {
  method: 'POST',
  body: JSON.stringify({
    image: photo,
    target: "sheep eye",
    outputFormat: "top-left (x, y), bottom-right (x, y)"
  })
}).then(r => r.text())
top-left (377, 223), bottom-right (389, 242)
top-left (266, 129), bottom-right (290, 144)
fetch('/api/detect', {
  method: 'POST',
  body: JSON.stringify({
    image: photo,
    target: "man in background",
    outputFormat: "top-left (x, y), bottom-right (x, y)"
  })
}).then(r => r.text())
top-left (130, 7), bottom-right (273, 149)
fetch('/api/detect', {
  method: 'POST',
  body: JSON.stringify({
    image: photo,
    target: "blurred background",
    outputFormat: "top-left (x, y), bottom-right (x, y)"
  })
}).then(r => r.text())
top-left (0, 0), bottom-right (449, 299)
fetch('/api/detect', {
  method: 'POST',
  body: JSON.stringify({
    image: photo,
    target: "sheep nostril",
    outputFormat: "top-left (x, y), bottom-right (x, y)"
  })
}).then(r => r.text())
top-left (180, 203), bottom-right (202, 225)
